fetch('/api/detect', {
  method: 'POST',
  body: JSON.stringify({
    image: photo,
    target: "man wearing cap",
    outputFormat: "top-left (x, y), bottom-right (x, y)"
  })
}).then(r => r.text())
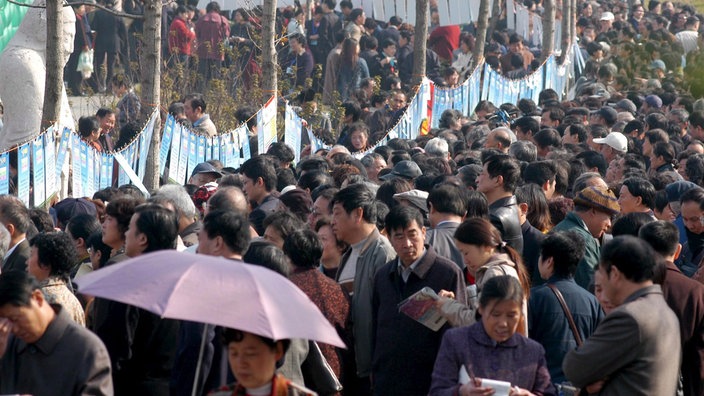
top-left (649, 60), bottom-right (667, 79)
top-left (593, 132), bottom-right (627, 164)
top-left (615, 99), bottom-right (637, 116)
top-left (476, 154), bottom-right (524, 254)
top-left (379, 160), bottom-right (422, 182)
top-left (590, 106), bottom-right (618, 130)
top-left (640, 95), bottom-right (663, 115)
top-left (188, 162), bottom-right (222, 187)
top-left (599, 11), bottom-right (615, 32)
top-left (553, 186), bottom-right (620, 290)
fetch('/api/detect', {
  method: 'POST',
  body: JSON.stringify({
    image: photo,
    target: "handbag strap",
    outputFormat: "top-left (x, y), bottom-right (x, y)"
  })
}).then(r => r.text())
top-left (546, 283), bottom-right (583, 346)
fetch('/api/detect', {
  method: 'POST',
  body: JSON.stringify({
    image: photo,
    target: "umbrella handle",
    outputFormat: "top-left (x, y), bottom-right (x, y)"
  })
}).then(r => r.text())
top-left (192, 324), bottom-right (209, 396)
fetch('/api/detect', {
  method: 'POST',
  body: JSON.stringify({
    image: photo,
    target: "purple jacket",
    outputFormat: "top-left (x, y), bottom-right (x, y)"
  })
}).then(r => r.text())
top-left (429, 322), bottom-right (556, 396)
top-left (195, 12), bottom-right (230, 60)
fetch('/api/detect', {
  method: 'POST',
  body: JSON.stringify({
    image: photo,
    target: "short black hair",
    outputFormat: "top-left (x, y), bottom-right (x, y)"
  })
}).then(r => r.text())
top-left (298, 171), bottom-right (333, 193)
top-left (0, 270), bottom-right (40, 307)
top-left (262, 211), bottom-right (306, 241)
top-left (427, 184), bottom-right (466, 217)
top-left (133, 204), bottom-right (179, 252)
top-left (611, 212), bottom-right (655, 237)
top-left (484, 154), bottom-right (522, 193)
top-left (331, 183), bottom-right (377, 224)
top-left (267, 142), bottom-right (295, 165)
top-left (513, 116), bottom-right (540, 136)
top-left (385, 205), bottom-right (423, 234)
top-left (621, 177), bottom-right (655, 209)
top-left (29, 208), bottom-right (55, 233)
top-left (242, 240), bottom-right (290, 277)
top-left (67, 213), bottom-right (101, 242)
top-left (203, 210), bottom-right (251, 254)
top-left (566, 124), bottom-right (588, 143)
top-left (639, 221), bottom-right (680, 257)
top-left (0, 196), bottom-right (31, 234)
top-left (240, 156), bottom-right (278, 192)
top-left (183, 93), bottom-right (207, 113)
top-left (523, 161), bottom-right (556, 187)
top-left (221, 328), bottom-right (290, 355)
top-left (29, 232), bottom-right (77, 279)
top-left (283, 229), bottom-right (323, 269)
top-left (87, 231), bottom-right (112, 268)
top-left (105, 196), bottom-right (143, 237)
top-left (540, 230), bottom-right (585, 278)
top-left (600, 235), bottom-right (657, 283)
top-left (576, 151), bottom-right (607, 177)
top-left (78, 116), bottom-right (100, 139)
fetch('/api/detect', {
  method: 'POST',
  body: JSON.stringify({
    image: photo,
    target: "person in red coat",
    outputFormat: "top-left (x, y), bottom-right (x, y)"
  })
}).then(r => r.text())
top-left (428, 24), bottom-right (460, 63)
top-left (168, 5), bottom-right (196, 66)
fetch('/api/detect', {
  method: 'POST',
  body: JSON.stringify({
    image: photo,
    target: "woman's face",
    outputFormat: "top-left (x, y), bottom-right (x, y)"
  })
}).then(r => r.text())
top-left (618, 185), bottom-right (640, 214)
top-left (350, 131), bottom-right (368, 150)
top-left (228, 332), bottom-right (284, 389)
top-left (479, 299), bottom-right (522, 342)
top-left (101, 214), bottom-right (123, 249)
top-left (455, 240), bottom-right (493, 275)
top-left (318, 225), bottom-right (342, 261)
top-left (593, 268), bottom-right (615, 314)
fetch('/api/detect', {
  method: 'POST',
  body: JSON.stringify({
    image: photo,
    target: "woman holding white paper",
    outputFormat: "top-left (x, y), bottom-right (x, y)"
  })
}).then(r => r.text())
top-left (429, 276), bottom-right (556, 396)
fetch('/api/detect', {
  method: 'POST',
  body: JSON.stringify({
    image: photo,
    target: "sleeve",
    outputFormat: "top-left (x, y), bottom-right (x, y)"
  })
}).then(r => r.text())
top-left (562, 311), bottom-right (641, 387)
top-left (79, 337), bottom-right (114, 396)
top-left (438, 298), bottom-right (476, 327)
top-left (359, 58), bottom-right (370, 79)
top-left (428, 331), bottom-right (463, 396)
top-left (532, 348), bottom-right (557, 396)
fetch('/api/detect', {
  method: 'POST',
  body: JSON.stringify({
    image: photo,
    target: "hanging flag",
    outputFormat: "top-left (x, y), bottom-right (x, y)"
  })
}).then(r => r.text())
top-left (187, 131), bottom-right (198, 182)
top-left (55, 127), bottom-right (72, 184)
top-left (176, 127), bottom-right (190, 185)
top-left (160, 115), bottom-right (175, 175)
top-left (0, 152), bottom-right (9, 196)
top-left (197, 135), bottom-right (207, 164)
top-left (44, 130), bottom-right (57, 199)
top-left (258, 95), bottom-right (277, 155)
top-left (32, 136), bottom-right (46, 207)
top-left (79, 141), bottom-right (90, 196)
top-left (169, 122), bottom-right (184, 184)
top-left (17, 143), bottom-right (30, 206)
top-left (100, 153), bottom-right (113, 189)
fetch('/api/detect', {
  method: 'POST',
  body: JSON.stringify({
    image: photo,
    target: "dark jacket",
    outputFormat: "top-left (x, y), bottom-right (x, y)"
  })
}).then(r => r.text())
top-left (371, 246), bottom-right (467, 395)
top-left (522, 220), bottom-right (546, 286)
top-left (528, 276), bottom-right (604, 383)
top-left (248, 194), bottom-right (279, 236)
top-left (317, 11), bottom-right (339, 58)
top-left (662, 261), bottom-right (704, 396)
top-left (489, 196), bottom-right (524, 254)
top-left (425, 221), bottom-right (464, 270)
top-left (2, 239), bottom-right (30, 273)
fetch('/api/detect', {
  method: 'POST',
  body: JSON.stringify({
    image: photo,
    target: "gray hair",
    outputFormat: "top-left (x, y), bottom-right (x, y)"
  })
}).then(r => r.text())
top-left (509, 140), bottom-right (537, 163)
top-left (361, 152), bottom-right (384, 167)
top-left (425, 137), bottom-right (450, 158)
top-left (573, 172), bottom-right (605, 194)
top-left (155, 184), bottom-right (197, 219)
top-left (0, 224), bottom-right (9, 260)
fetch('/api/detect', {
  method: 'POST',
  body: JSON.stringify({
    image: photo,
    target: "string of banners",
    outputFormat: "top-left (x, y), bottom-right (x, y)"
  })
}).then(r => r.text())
top-left (160, 96), bottom-right (278, 185)
top-left (0, 109), bottom-right (158, 207)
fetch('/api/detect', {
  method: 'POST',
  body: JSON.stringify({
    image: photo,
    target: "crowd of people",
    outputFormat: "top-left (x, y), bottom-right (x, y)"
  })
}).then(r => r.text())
top-left (2, 0), bottom-right (704, 395)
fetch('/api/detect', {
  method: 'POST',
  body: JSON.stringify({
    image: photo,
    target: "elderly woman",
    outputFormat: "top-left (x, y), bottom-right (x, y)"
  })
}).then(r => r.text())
top-left (27, 232), bottom-right (85, 325)
top-left (430, 276), bottom-right (555, 396)
top-left (209, 329), bottom-right (315, 396)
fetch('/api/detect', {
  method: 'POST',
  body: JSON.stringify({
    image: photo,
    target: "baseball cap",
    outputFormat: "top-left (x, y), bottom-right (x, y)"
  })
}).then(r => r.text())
top-left (54, 198), bottom-right (98, 227)
top-left (615, 99), bottom-right (637, 115)
top-left (591, 106), bottom-right (618, 125)
top-left (593, 132), bottom-right (628, 153)
top-left (600, 11), bottom-right (615, 21)
top-left (644, 94), bottom-right (663, 109)
top-left (380, 160), bottom-right (423, 181)
top-left (190, 162), bottom-right (223, 178)
top-left (649, 59), bottom-right (666, 71)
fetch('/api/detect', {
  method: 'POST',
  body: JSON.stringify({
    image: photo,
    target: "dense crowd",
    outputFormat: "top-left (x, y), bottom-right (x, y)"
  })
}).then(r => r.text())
top-left (2, 0), bottom-right (704, 395)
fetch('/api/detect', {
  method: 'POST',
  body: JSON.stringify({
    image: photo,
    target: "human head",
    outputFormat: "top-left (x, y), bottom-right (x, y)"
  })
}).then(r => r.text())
top-left (66, 213), bottom-right (101, 254)
top-left (539, 230), bottom-right (585, 280)
top-left (78, 116), bottom-right (101, 141)
top-left (154, 184), bottom-right (197, 224)
top-left (0, 195), bottom-right (31, 240)
top-left (283, 229), bottom-right (323, 269)
top-left (199, 210), bottom-right (251, 257)
top-left (124, 204), bottom-right (179, 257)
top-left (183, 93), bottom-right (207, 123)
top-left (454, 218), bottom-right (503, 274)
top-left (205, 187), bottom-right (248, 215)
top-left (638, 221), bottom-right (680, 260)
top-left (478, 275), bottom-right (524, 343)
top-left (240, 156), bottom-right (277, 204)
top-left (477, 154), bottom-right (521, 195)
top-left (27, 232), bottom-right (77, 281)
top-left (242, 240), bottom-right (291, 277)
top-left (330, 184), bottom-right (377, 243)
top-left (96, 107), bottom-right (115, 132)
top-left (598, 236), bottom-right (656, 305)
top-left (618, 177), bottom-right (656, 214)
top-left (262, 211), bottom-right (305, 249)
top-left (222, 329), bottom-right (289, 389)
top-left (0, 271), bottom-right (54, 344)
top-left (385, 206), bottom-right (426, 267)
top-left (278, 188), bottom-right (313, 223)
top-left (348, 123), bottom-right (369, 151)
top-left (427, 184), bottom-right (466, 225)
top-left (573, 186), bottom-right (620, 238)
top-left (611, 212), bottom-right (655, 237)
top-left (102, 196), bottom-right (142, 250)
top-left (680, 187), bottom-right (704, 235)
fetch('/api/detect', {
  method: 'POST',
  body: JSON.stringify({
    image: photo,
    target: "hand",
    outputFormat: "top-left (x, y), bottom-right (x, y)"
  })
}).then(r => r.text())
top-left (0, 318), bottom-right (12, 358)
top-left (301, 145), bottom-right (312, 157)
top-left (459, 378), bottom-right (495, 396)
top-left (510, 386), bottom-right (536, 396)
top-left (586, 380), bottom-right (606, 394)
top-left (438, 289), bottom-right (455, 299)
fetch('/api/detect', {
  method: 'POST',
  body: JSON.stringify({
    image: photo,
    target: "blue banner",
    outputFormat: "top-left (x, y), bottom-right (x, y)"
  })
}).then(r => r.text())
top-left (168, 122), bottom-right (183, 183)
top-left (160, 115), bottom-right (175, 175)
top-left (0, 152), bottom-right (9, 195)
top-left (80, 141), bottom-right (90, 196)
top-left (205, 136), bottom-right (213, 161)
top-left (55, 127), bottom-right (72, 184)
top-left (86, 146), bottom-right (96, 197)
top-left (32, 136), bottom-right (45, 206)
top-left (197, 135), bottom-right (207, 164)
top-left (17, 143), bottom-right (30, 206)
top-left (240, 127), bottom-right (251, 161)
top-left (100, 154), bottom-right (113, 189)
top-left (187, 132), bottom-right (198, 182)
top-left (44, 130), bottom-right (57, 199)
top-left (176, 127), bottom-right (190, 185)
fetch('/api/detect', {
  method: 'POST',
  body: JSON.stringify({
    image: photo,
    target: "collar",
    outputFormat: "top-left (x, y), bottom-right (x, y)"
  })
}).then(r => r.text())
top-left (389, 245), bottom-right (436, 280)
top-left (193, 114), bottom-right (210, 127)
top-left (397, 249), bottom-right (426, 278)
top-left (622, 284), bottom-right (663, 304)
top-left (17, 304), bottom-right (69, 355)
top-left (4, 237), bottom-right (26, 260)
top-left (568, 211), bottom-right (591, 233)
top-left (489, 195), bottom-right (517, 209)
top-left (546, 274), bottom-right (574, 283)
top-left (435, 220), bottom-right (460, 228)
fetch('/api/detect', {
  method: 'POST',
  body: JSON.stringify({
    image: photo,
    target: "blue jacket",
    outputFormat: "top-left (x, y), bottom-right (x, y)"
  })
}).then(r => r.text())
top-left (528, 276), bottom-right (604, 384)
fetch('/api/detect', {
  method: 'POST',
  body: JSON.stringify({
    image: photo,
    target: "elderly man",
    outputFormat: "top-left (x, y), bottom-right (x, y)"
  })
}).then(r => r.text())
top-left (0, 271), bottom-right (113, 395)
top-left (484, 127), bottom-right (513, 153)
top-left (593, 132), bottom-right (627, 164)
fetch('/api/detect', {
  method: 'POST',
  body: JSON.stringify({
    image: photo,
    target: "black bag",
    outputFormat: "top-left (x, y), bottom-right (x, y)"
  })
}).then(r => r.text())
top-left (301, 340), bottom-right (343, 395)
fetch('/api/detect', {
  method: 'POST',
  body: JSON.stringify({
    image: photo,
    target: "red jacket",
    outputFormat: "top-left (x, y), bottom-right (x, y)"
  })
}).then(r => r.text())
top-left (195, 11), bottom-right (230, 60)
top-left (169, 16), bottom-right (195, 56)
top-left (428, 25), bottom-right (460, 62)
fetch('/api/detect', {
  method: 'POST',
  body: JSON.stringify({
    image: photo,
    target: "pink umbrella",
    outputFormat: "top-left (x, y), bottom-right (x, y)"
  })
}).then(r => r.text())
top-left (75, 250), bottom-right (345, 348)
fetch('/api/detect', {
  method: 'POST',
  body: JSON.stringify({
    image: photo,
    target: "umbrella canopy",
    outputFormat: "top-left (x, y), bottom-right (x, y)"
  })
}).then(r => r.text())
top-left (76, 250), bottom-right (345, 348)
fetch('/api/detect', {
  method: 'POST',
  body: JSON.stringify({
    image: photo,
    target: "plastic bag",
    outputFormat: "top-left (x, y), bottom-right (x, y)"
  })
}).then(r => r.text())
top-left (77, 49), bottom-right (94, 79)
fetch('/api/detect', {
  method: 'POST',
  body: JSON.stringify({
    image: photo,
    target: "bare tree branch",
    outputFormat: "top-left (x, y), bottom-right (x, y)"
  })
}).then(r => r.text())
top-left (5, 0), bottom-right (143, 19)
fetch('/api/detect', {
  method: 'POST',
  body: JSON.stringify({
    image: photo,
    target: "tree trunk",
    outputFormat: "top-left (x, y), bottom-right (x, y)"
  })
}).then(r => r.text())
top-left (542, 0), bottom-right (555, 61)
top-left (141, 0), bottom-right (162, 191)
top-left (411, 0), bottom-right (428, 86)
top-left (570, 0), bottom-right (576, 45)
top-left (487, 0), bottom-right (501, 44)
top-left (42, 0), bottom-right (63, 130)
top-left (262, 0), bottom-right (278, 103)
top-left (473, 0), bottom-right (491, 68)
top-left (561, 0), bottom-right (571, 59)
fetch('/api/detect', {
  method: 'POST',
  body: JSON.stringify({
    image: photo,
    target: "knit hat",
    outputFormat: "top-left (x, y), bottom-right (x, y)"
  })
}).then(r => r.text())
top-left (573, 186), bottom-right (620, 215)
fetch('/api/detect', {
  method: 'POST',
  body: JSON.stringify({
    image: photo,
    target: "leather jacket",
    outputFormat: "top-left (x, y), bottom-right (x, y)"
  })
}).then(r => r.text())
top-left (488, 195), bottom-right (524, 254)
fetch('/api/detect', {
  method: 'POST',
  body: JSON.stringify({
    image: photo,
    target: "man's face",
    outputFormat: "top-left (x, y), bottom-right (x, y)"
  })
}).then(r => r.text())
top-left (681, 200), bottom-right (704, 234)
top-left (190, 172), bottom-right (217, 187)
top-left (0, 291), bottom-right (46, 344)
top-left (595, 264), bottom-right (619, 308)
top-left (263, 226), bottom-right (284, 249)
top-left (618, 185), bottom-right (640, 214)
top-left (540, 111), bottom-right (553, 127)
top-left (484, 133), bottom-right (499, 150)
top-left (584, 208), bottom-right (612, 238)
top-left (184, 99), bottom-right (200, 123)
top-left (356, 12), bottom-right (366, 25)
top-left (562, 126), bottom-right (577, 144)
top-left (390, 220), bottom-right (426, 267)
top-left (445, 71), bottom-right (459, 87)
top-left (290, 38), bottom-right (301, 52)
top-left (605, 158), bottom-right (623, 183)
top-left (365, 158), bottom-right (387, 182)
top-left (242, 176), bottom-right (262, 204)
top-left (124, 213), bottom-right (146, 257)
top-left (476, 163), bottom-right (498, 194)
top-left (509, 41), bottom-right (522, 53)
top-left (390, 94), bottom-right (406, 111)
top-left (100, 113), bottom-right (115, 132)
top-left (331, 203), bottom-right (356, 243)
top-left (308, 196), bottom-right (331, 229)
